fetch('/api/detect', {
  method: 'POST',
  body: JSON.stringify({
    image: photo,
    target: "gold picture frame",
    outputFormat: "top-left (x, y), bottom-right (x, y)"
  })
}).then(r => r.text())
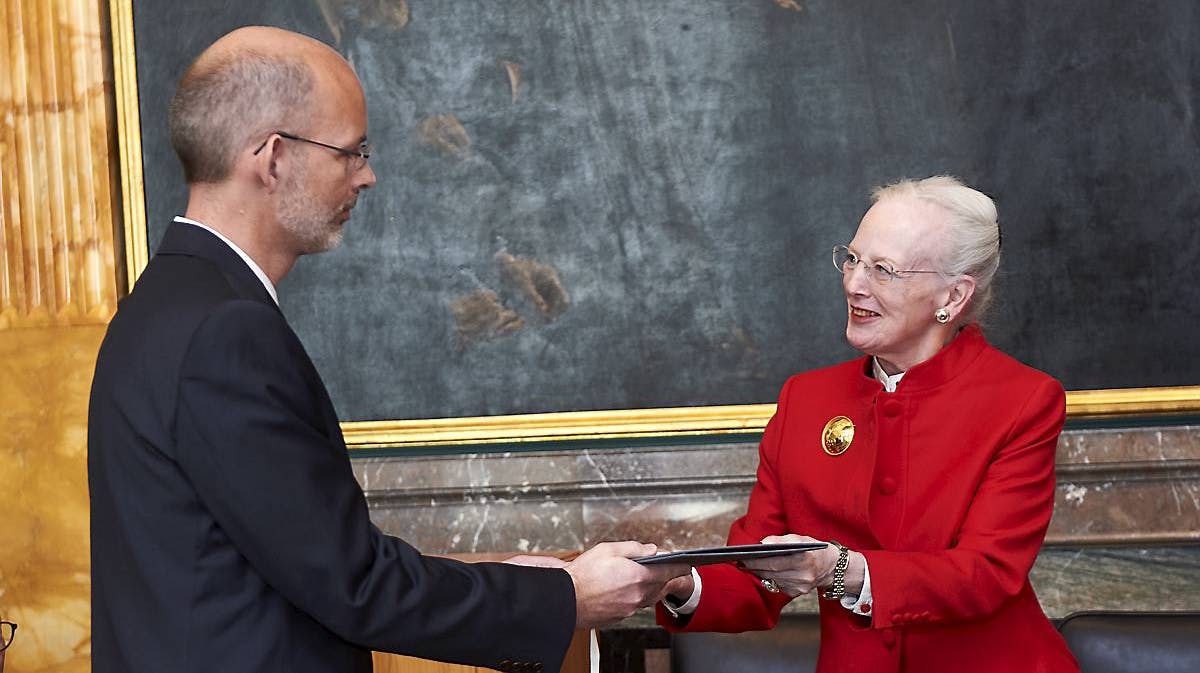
top-left (107, 0), bottom-right (1200, 449)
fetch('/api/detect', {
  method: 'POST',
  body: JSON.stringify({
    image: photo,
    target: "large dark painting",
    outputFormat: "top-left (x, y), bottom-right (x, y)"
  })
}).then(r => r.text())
top-left (127, 0), bottom-right (1200, 422)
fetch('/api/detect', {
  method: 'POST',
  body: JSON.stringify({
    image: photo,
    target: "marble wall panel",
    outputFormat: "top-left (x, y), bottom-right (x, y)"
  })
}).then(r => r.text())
top-left (580, 494), bottom-right (747, 550)
top-left (359, 426), bottom-right (1200, 554)
top-left (1058, 426), bottom-right (1200, 464)
top-left (1031, 547), bottom-right (1200, 615)
top-left (1049, 426), bottom-right (1200, 545)
top-left (356, 425), bottom-right (1200, 619)
top-left (573, 443), bottom-right (760, 484)
top-left (368, 496), bottom-right (587, 555)
top-left (1050, 462), bottom-right (1200, 544)
top-left (356, 451), bottom-right (588, 493)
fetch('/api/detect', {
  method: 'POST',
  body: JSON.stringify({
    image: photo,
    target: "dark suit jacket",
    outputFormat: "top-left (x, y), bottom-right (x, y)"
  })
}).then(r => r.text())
top-left (89, 222), bottom-right (575, 673)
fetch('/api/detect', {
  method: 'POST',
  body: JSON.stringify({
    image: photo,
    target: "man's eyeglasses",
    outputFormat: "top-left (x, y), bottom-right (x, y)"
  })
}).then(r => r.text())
top-left (832, 245), bottom-right (942, 283)
top-left (253, 131), bottom-right (372, 171)
top-left (0, 621), bottom-right (16, 653)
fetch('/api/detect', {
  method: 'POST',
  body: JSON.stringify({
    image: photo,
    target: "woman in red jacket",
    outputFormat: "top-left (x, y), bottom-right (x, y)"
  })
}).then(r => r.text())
top-left (658, 176), bottom-right (1079, 672)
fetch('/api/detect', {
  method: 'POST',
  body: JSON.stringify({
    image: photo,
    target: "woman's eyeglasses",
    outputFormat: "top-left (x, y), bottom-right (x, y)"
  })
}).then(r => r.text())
top-left (832, 245), bottom-right (942, 283)
top-left (0, 621), bottom-right (16, 653)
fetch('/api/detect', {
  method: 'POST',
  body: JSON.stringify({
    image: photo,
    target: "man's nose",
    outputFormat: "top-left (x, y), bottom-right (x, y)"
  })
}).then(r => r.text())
top-left (357, 162), bottom-right (377, 190)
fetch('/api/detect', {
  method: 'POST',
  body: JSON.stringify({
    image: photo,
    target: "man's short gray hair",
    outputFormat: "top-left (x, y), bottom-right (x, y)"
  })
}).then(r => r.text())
top-left (169, 50), bottom-right (314, 183)
top-left (872, 175), bottom-right (1001, 323)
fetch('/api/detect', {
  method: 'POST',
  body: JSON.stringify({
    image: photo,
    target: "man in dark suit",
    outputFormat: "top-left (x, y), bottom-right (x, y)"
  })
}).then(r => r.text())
top-left (88, 26), bottom-right (685, 673)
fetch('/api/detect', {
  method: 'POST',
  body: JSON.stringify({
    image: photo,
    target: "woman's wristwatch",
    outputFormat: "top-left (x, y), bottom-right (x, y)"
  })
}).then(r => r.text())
top-left (820, 540), bottom-right (850, 600)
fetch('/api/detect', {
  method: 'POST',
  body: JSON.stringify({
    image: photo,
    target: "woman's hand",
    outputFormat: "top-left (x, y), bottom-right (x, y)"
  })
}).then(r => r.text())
top-left (657, 570), bottom-right (697, 604)
top-left (740, 534), bottom-right (850, 597)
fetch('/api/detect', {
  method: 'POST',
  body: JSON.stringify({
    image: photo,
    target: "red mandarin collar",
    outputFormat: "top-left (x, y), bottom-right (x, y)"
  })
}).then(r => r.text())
top-left (855, 323), bottom-right (990, 395)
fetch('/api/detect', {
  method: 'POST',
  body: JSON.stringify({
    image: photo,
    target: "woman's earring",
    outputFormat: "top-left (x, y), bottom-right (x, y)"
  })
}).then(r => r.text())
top-left (935, 307), bottom-right (951, 324)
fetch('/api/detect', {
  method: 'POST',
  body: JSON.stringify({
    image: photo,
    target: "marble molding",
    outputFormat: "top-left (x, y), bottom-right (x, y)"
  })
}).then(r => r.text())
top-left (354, 425), bottom-right (1200, 618)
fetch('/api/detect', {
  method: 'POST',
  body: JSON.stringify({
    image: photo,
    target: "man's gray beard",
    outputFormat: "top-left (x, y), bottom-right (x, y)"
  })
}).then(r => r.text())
top-left (278, 168), bottom-right (344, 254)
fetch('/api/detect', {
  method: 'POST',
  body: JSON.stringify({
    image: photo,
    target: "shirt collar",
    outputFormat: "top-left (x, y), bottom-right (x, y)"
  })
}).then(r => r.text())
top-left (860, 325), bottom-right (989, 394)
top-left (872, 357), bottom-right (905, 393)
top-left (173, 216), bottom-right (278, 305)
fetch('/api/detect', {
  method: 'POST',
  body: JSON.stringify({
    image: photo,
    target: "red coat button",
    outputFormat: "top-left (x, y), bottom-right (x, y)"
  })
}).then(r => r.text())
top-left (882, 630), bottom-right (897, 648)
top-left (878, 476), bottom-right (898, 495)
top-left (882, 399), bottom-right (903, 417)
top-left (861, 603), bottom-right (872, 614)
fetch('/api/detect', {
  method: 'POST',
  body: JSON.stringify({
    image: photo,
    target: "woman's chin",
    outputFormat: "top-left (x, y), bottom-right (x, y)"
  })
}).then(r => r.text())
top-left (845, 325), bottom-right (875, 354)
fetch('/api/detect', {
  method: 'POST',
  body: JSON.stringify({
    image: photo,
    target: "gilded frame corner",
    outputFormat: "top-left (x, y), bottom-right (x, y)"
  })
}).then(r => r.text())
top-left (107, 1), bottom-right (1200, 450)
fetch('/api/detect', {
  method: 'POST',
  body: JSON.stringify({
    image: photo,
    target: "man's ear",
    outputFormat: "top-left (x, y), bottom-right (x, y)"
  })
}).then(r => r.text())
top-left (251, 136), bottom-right (285, 191)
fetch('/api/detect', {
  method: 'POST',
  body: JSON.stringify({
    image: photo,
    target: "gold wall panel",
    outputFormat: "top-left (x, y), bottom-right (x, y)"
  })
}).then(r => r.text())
top-left (0, 0), bottom-right (119, 670)
top-left (0, 325), bottom-right (103, 673)
top-left (0, 0), bottom-right (119, 329)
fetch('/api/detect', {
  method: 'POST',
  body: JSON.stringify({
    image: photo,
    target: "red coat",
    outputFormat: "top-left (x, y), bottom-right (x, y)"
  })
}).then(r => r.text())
top-left (659, 325), bottom-right (1079, 673)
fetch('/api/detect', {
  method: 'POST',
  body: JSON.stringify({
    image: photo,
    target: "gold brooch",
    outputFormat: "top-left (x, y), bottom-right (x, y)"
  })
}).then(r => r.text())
top-left (821, 416), bottom-right (855, 456)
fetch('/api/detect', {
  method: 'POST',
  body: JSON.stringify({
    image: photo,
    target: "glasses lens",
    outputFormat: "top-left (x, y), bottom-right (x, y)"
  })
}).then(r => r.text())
top-left (870, 262), bottom-right (896, 283)
top-left (1, 622), bottom-right (13, 650)
top-left (345, 148), bottom-right (366, 172)
top-left (355, 142), bottom-right (372, 170)
top-left (832, 245), bottom-right (850, 273)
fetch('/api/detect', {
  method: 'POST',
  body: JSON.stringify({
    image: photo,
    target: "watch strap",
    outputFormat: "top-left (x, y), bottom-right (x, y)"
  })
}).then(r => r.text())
top-left (820, 540), bottom-right (850, 600)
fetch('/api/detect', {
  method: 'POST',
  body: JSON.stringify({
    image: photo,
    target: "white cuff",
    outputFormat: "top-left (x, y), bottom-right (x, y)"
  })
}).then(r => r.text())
top-left (663, 567), bottom-right (703, 617)
top-left (839, 555), bottom-right (873, 616)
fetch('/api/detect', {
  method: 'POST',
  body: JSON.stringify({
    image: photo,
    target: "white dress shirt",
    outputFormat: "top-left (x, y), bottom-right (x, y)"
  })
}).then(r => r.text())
top-left (173, 216), bottom-right (279, 305)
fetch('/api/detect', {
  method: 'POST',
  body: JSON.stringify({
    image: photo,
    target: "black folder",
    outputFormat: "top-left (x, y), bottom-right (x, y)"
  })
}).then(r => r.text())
top-left (633, 542), bottom-right (827, 566)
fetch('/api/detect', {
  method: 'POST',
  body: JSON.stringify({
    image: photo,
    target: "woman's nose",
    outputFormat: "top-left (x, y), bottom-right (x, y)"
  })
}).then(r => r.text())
top-left (843, 263), bottom-right (870, 295)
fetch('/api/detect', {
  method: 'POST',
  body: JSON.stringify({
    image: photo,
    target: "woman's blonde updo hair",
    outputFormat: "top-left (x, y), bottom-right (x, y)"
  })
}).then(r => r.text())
top-left (871, 175), bottom-right (1001, 324)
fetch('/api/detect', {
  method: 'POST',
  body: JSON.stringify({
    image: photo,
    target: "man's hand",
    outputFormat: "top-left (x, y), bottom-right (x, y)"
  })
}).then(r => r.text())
top-left (565, 541), bottom-right (691, 629)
